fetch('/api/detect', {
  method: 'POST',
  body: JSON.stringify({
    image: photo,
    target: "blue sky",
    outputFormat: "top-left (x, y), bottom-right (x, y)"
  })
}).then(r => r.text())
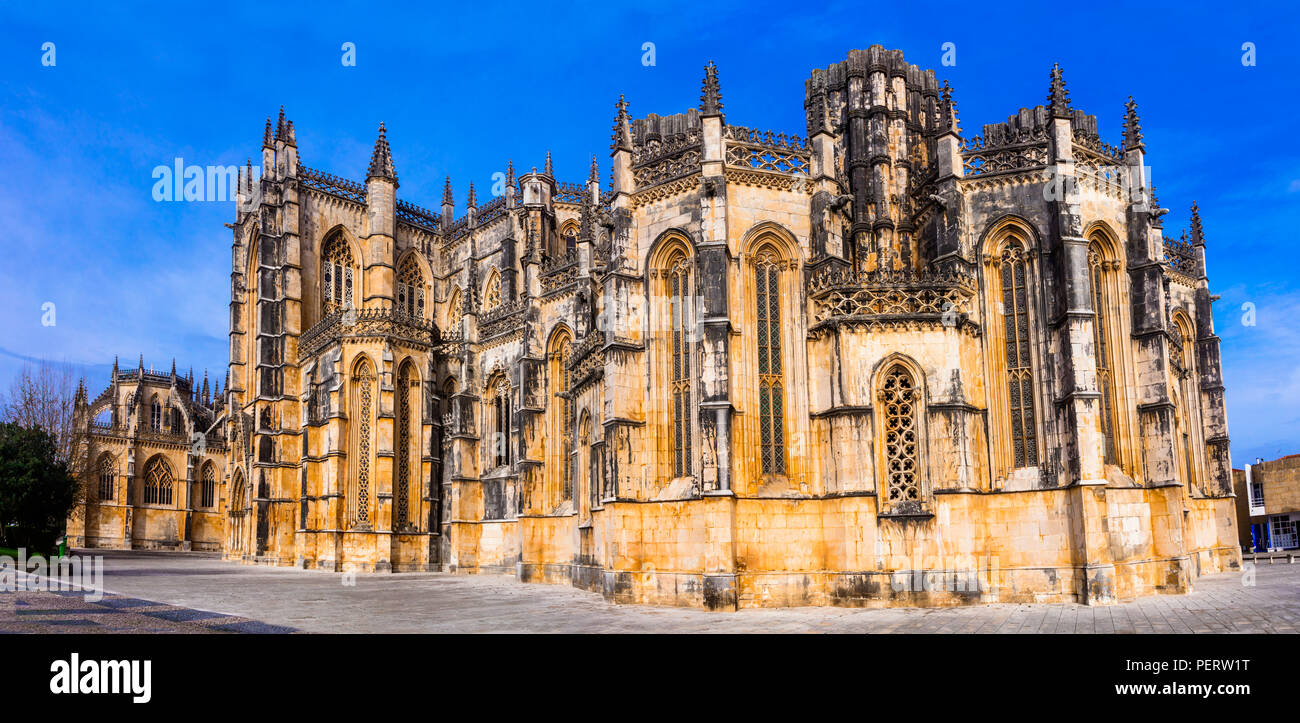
top-left (0, 1), bottom-right (1297, 464)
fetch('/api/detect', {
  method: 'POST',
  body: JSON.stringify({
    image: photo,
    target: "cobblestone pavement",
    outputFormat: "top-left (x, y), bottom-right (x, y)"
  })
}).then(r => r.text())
top-left (4, 550), bottom-right (1298, 633)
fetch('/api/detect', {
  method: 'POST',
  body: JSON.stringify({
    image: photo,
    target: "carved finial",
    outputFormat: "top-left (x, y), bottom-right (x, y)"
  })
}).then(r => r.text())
top-left (367, 122), bottom-right (398, 184)
top-left (275, 106), bottom-right (286, 140)
top-left (171, 358), bottom-right (176, 379)
top-left (467, 181), bottom-right (477, 209)
top-left (113, 355), bottom-right (119, 374)
top-left (506, 159), bottom-right (515, 187)
top-left (939, 80), bottom-right (960, 135)
top-left (700, 61), bottom-right (723, 116)
top-left (589, 155), bottom-right (599, 184)
top-left (262, 117), bottom-right (273, 148)
top-left (244, 159), bottom-right (253, 192)
top-left (1190, 202), bottom-right (1205, 246)
top-left (202, 371), bottom-right (210, 406)
top-left (610, 94), bottom-right (632, 152)
top-left (1047, 63), bottom-right (1072, 118)
top-left (544, 149), bottom-right (553, 177)
top-left (286, 119), bottom-right (297, 147)
top-left (442, 175), bottom-right (453, 206)
top-left (1123, 96), bottom-right (1144, 152)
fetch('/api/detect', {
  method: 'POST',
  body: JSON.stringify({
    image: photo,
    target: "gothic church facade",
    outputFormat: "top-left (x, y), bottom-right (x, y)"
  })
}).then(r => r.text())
top-left (163, 46), bottom-right (1240, 608)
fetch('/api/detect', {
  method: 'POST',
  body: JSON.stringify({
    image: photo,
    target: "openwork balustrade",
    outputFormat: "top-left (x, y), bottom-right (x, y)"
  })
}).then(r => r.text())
top-left (298, 308), bottom-right (438, 359)
top-left (960, 127), bottom-right (1049, 177)
top-left (396, 200), bottom-right (441, 231)
top-left (723, 124), bottom-right (810, 175)
top-left (553, 182), bottom-right (588, 204)
top-left (808, 268), bottom-right (976, 326)
top-left (299, 165), bottom-right (367, 204)
top-left (632, 132), bottom-right (701, 188)
top-left (1163, 235), bottom-right (1200, 276)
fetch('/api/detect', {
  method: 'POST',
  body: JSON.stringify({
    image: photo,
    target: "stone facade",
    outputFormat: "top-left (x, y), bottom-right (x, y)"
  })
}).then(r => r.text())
top-left (66, 358), bottom-right (228, 552)
top-left (1233, 455), bottom-right (1300, 551)
top-left (149, 45), bottom-right (1239, 609)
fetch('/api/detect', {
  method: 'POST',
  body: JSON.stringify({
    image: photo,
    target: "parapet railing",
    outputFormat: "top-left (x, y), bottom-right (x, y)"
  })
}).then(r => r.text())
top-left (298, 308), bottom-right (438, 359)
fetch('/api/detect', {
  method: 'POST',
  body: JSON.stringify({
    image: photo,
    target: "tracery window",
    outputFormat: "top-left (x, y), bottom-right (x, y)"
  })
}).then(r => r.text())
top-left (201, 463), bottom-right (216, 509)
top-left (1000, 243), bottom-right (1038, 468)
top-left (397, 255), bottom-right (426, 319)
top-left (446, 289), bottom-right (463, 336)
top-left (668, 254), bottom-right (693, 478)
top-left (97, 455), bottom-right (115, 501)
top-left (489, 375), bottom-right (511, 469)
top-left (350, 357), bottom-right (375, 528)
top-left (548, 331), bottom-right (574, 503)
top-left (1172, 316), bottom-right (1199, 491)
top-left (150, 397), bottom-right (162, 432)
top-left (143, 457), bottom-right (173, 506)
top-left (754, 247), bottom-right (786, 475)
top-left (321, 233), bottom-right (356, 313)
top-left (880, 366), bottom-right (919, 507)
top-left (483, 273), bottom-right (501, 312)
top-left (394, 361), bottom-right (417, 530)
top-left (1088, 242), bottom-right (1118, 464)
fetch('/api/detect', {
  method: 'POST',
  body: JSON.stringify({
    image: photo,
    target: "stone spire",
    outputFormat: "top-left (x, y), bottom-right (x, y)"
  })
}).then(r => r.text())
top-left (286, 120), bottom-right (297, 147)
top-left (138, 354), bottom-right (144, 378)
top-left (170, 358), bottom-right (177, 384)
top-left (244, 159), bottom-right (254, 193)
top-left (1190, 202), bottom-right (1205, 246)
top-left (1047, 63), bottom-right (1072, 118)
top-left (367, 122), bottom-right (398, 183)
top-left (938, 79), bottom-right (960, 135)
top-left (544, 149), bottom-right (553, 177)
top-left (262, 118), bottom-right (273, 148)
top-left (1123, 96), bottom-right (1144, 152)
top-left (275, 106), bottom-right (287, 141)
top-left (467, 181), bottom-right (477, 209)
top-left (506, 158), bottom-right (515, 187)
top-left (202, 371), bottom-right (210, 406)
top-left (700, 60), bottom-right (723, 117)
top-left (610, 94), bottom-right (632, 152)
top-left (589, 155), bottom-right (600, 184)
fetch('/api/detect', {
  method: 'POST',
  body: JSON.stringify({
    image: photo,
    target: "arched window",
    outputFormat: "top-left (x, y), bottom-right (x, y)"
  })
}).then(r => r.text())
top-left (579, 411), bottom-right (595, 512)
top-left (446, 289), bottom-right (463, 336)
top-left (668, 253), bottom-right (693, 478)
top-left (397, 255), bottom-right (426, 319)
top-left (561, 222), bottom-right (578, 254)
top-left (350, 357), bottom-right (376, 528)
top-left (1088, 239), bottom-right (1119, 464)
top-left (321, 232), bottom-right (356, 313)
top-left (879, 365), bottom-right (920, 509)
top-left (395, 360), bottom-right (419, 530)
top-left (97, 454), bottom-right (115, 501)
top-left (999, 242), bottom-right (1038, 469)
top-left (487, 374), bottom-right (511, 469)
top-left (754, 246), bottom-right (786, 475)
top-left (483, 272), bottom-right (501, 312)
top-left (143, 457), bottom-right (173, 506)
top-left (200, 463), bottom-right (216, 509)
top-left (170, 406), bottom-right (183, 434)
top-left (1172, 314), bottom-right (1199, 491)
top-left (229, 468), bottom-right (246, 552)
top-left (150, 396), bottom-right (162, 432)
top-left (548, 329), bottom-right (573, 505)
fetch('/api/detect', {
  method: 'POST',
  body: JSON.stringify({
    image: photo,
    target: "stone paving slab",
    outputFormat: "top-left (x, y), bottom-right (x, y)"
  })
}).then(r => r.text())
top-left (4, 549), bottom-right (1287, 633)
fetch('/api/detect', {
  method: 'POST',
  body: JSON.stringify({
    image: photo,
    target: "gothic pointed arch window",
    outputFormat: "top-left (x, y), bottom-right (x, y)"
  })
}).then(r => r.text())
top-left (142, 456), bottom-right (174, 506)
top-left (149, 395), bottom-right (162, 432)
top-left (754, 245), bottom-right (787, 475)
top-left (487, 374), bottom-right (512, 469)
top-left (321, 232), bottom-right (357, 314)
top-left (397, 255), bottom-right (427, 319)
top-left (1171, 313), bottom-right (1200, 492)
top-left (200, 462), bottom-right (216, 509)
top-left (229, 468), bottom-right (246, 552)
top-left (878, 363), bottom-right (922, 512)
top-left (547, 329), bottom-right (574, 505)
top-left (579, 411), bottom-right (594, 513)
top-left (998, 241), bottom-right (1039, 469)
top-left (483, 272), bottom-right (502, 312)
top-left (97, 454), bottom-right (115, 501)
top-left (666, 251), bottom-right (693, 478)
top-left (394, 360), bottom-right (420, 530)
top-left (349, 356), bottom-right (376, 528)
top-left (445, 288), bottom-right (463, 337)
top-left (1088, 238), bottom-right (1120, 464)
top-left (561, 221), bottom-right (578, 255)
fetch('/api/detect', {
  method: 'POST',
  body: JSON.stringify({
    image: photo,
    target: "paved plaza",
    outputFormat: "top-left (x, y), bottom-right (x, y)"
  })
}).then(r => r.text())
top-left (3, 550), bottom-right (1298, 633)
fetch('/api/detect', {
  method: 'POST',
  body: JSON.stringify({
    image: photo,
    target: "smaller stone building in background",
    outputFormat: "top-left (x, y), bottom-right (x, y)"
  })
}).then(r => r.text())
top-left (66, 356), bottom-right (228, 551)
top-left (1233, 454), bottom-right (1300, 552)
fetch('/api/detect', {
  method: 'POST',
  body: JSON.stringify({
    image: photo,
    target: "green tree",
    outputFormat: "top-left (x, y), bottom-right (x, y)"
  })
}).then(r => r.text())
top-left (0, 422), bottom-right (81, 552)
